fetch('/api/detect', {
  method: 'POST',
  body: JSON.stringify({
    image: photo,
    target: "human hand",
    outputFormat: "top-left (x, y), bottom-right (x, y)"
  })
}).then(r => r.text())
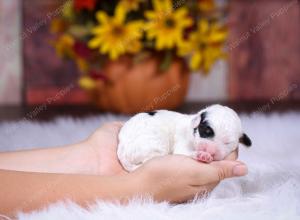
top-left (85, 122), bottom-right (245, 203)
top-left (85, 121), bottom-right (239, 176)
top-left (0, 121), bottom-right (126, 175)
top-left (86, 122), bottom-right (127, 176)
top-left (131, 152), bottom-right (246, 203)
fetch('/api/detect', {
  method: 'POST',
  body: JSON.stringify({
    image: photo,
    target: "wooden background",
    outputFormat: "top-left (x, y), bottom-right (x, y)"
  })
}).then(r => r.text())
top-left (0, 0), bottom-right (21, 105)
top-left (23, 0), bottom-right (89, 105)
top-left (20, 0), bottom-right (300, 105)
top-left (228, 0), bottom-right (300, 101)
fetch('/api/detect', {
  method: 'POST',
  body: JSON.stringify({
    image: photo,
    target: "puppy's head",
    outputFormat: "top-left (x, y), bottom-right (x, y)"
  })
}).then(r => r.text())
top-left (191, 104), bottom-right (251, 160)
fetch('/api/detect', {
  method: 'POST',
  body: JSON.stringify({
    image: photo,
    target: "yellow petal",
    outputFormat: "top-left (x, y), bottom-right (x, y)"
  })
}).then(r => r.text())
top-left (96, 11), bottom-right (109, 24)
top-left (163, 0), bottom-right (173, 12)
top-left (145, 11), bottom-right (157, 20)
top-left (88, 37), bottom-right (102, 48)
top-left (177, 40), bottom-right (191, 56)
top-left (209, 28), bottom-right (228, 43)
top-left (91, 26), bottom-right (108, 34)
top-left (61, 34), bottom-right (75, 46)
top-left (146, 27), bottom-right (156, 39)
top-left (173, 7), bottom-right (188, 19)
top-left (100, 43), bottom-right (110, 54)
top-left (115, 4), bottom-right (126, 24)
top-left (198, 19), bottom-right (209, 35)
top-left (190, 51), bottom-right (203, 71)
top-left (128, 21), bottom-right (144, 37)
top-left (110, 50), bottom-right (118, 60)
top-left (127, 40), bottom-right (142, 53)
top-left (119, 0), bottom-right (141, 12)
top-left (156, 36), bottom-right (166, 50)
top-left (76, 57), bottom-right (89, 73)
top-left (164, 36), bottom-right (174, 48)
top-left (79, 76), bottom-right (96, 90)
top-left (203, 58), bottom-right (214, 73)
top-left (153, 0), bottom-right (172, 12)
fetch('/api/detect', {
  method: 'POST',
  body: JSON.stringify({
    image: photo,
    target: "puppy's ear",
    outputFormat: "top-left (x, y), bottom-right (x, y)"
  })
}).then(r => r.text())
top-left (239, 133), bottom-right (252, 147)
top-left (191, 115), bottom-right (201, 128)
top-left (192, 111), bottom-right (207, 128)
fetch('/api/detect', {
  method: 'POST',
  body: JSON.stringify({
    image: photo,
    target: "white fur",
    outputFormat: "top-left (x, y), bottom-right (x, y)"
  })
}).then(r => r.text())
top-left (118, 105), bottom-right (246, 171)
top-left (0, 113), bottom-right (300, 219)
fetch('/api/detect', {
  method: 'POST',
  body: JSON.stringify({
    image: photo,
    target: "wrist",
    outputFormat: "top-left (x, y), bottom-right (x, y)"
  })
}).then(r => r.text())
top-left (127, 168), bottom-right (156, 200)
top-left (74, 140), bottom-right (101, 175)
top-left (107, 172), bottom-right (147, 202)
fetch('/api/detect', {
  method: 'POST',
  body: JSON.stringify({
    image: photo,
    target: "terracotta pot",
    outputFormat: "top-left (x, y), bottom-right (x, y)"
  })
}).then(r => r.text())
top-left (92, 55), bottom-right (190, 114)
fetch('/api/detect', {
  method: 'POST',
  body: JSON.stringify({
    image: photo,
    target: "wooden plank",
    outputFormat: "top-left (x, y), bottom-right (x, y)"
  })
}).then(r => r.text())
top-left (23, 0), bottom-right (89, 105)
top-left (228, 0), bottom-right (300, 101)
top-left (0, 0), bottom-right (22, 105)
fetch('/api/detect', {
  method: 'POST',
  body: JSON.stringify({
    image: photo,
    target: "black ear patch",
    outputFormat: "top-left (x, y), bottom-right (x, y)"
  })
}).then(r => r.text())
top-left (239, 133), bottom-right (252, 147)
top-left (147, 111), bottom-right (157, 116)
top-left (200, 112), bottom-right (207, 123)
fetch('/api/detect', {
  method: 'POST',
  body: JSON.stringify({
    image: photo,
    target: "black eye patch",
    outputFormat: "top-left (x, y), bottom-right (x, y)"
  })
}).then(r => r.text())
top-left (197, 113), bottom-right (215, 138)
top-left (198, 124), bottom-right (215, 138)
top-left (193, 111), bottom-right (214, 138)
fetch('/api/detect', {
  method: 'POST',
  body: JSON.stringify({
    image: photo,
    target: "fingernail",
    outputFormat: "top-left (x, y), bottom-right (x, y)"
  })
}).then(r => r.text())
top-left (233, 164), bottom-right (248, 176)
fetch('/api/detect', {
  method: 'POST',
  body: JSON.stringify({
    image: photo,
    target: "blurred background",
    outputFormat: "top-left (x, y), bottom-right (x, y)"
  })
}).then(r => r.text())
top-left (0, 0), bottom-right (299, 120)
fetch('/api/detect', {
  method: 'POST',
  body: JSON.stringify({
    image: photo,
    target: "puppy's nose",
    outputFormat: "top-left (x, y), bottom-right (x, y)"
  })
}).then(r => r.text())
top-left (197, 143), bottom-right (217, 156)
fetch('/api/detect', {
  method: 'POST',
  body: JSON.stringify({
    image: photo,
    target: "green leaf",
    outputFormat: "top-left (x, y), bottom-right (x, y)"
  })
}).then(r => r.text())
top-left (68, 24), bottom-right (92, 39)
top-left (159, 50), bottom-right (173, 72)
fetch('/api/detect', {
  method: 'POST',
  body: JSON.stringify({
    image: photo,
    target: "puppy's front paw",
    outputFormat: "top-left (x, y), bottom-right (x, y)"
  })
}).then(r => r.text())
top-left (196, 151), bottom-right (213, 163)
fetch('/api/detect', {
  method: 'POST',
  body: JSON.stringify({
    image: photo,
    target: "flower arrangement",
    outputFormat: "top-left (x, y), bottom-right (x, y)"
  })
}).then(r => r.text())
top-left (51, 0), bottom-right (228, 90)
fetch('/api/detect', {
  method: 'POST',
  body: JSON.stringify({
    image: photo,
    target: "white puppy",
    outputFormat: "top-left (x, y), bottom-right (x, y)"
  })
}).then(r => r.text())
top-left (117, 104), bottom-right (251, 171)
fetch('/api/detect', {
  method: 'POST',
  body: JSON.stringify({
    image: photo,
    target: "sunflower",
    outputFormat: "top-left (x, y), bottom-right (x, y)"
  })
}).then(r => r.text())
top-left (145, 0), bottom-right (193, 50)
top-left (118, 0), bottom-right (144, 12)
top-left (178, 19), bottom-right (227, 73)
top-left (88, 7), bottom-right (144, 60)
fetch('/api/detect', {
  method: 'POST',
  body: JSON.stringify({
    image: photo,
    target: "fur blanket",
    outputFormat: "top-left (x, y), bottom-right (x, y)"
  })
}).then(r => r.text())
top-left (0, 113), bottom-right (299, 220)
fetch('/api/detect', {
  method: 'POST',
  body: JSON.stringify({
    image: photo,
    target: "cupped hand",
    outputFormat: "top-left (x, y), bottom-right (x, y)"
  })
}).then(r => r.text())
top-left (131, 152), bottom-right (246, 203)
top-left (86, 122), bottom-right (127, 176)
top-left (85, 121), bottom-right (246, 203)
top-left (85, 121), bottom-right (240, 177)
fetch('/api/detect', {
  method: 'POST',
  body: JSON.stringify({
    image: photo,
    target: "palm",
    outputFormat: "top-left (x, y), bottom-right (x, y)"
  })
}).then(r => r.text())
top-left (88, 122), bottom-right (238, 176)
top-left (88, 122), bottom-right (127, 175)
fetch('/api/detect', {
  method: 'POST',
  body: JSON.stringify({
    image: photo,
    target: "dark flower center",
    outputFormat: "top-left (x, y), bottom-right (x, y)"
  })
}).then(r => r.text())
top-left (164, 18), bottom-right (175, 28)
top-left (112, 26), bottom-right (124, 35)
top-left (199, 42), bottom-right (207, 50)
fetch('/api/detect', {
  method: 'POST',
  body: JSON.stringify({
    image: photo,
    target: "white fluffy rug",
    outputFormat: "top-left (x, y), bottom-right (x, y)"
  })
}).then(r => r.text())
top-left (1, 113), bottom-right (300, 220)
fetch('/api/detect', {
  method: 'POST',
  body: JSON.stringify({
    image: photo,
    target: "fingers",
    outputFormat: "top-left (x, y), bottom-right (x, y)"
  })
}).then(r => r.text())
top-left (112, 121), bottom-right (125, 127)
top-left (193, 160), bottom-right (247, 185)
top-left (224, 148), bottom-right (239, 161)
top-left (211, 160), bottom-right (248, 181)
top-left (110, 121), bottom-right (124, 131)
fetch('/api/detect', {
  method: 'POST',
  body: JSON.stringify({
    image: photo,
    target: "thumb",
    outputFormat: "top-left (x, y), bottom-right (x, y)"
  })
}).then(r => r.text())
top-left (210, 160), bottom-right (248, 181)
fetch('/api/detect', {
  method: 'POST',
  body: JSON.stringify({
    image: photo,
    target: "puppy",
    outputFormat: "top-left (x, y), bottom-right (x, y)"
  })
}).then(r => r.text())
top-left (117, 104), bottom-right (251, 171)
